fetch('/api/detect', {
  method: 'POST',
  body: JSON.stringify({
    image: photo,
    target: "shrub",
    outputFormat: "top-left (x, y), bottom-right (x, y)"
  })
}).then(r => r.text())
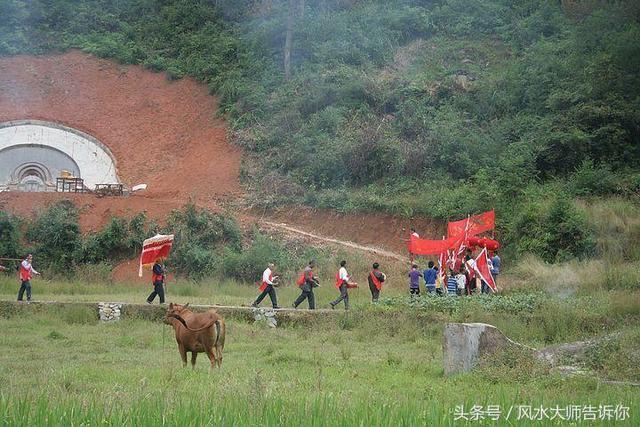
top-left (0, 211), bottom-right (22, 259)
top-left (26, 200), bottom-right (81, 274)
top-left (166, 203), bottom-right (242, 278)
top-left (221, 232), bottom-right (289, 282)
top-left (512, 193), bottom-right (595, 262)
top-left (80, 213), bottom-right (153, 264)
top-left (569, 160), bottom-right (619, 197)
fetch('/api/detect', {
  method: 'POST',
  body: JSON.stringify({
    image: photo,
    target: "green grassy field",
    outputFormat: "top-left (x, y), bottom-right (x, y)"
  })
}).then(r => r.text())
top-left (0, 280), bottom-right (638, 426)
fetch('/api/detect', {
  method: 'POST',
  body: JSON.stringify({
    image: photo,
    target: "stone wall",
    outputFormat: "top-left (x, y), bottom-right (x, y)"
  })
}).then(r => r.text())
top-left (0, 300), bottom-right (340, 326)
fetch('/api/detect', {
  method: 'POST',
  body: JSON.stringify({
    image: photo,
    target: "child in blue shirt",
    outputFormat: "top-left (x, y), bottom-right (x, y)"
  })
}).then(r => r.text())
top-left (446, 269), bottom-right (458, 295)
top-left (423, 261), bottom-right (437, 294)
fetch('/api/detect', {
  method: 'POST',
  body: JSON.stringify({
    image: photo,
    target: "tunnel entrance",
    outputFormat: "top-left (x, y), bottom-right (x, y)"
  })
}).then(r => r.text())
top-left (0, 120), bottom-right (119, 192)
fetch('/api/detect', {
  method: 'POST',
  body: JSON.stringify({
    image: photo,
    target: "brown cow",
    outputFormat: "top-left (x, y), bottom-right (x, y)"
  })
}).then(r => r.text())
top-left (164, 303), bottom-right (226, 369)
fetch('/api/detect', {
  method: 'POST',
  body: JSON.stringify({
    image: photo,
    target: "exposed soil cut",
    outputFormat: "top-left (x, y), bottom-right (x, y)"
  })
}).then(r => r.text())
top-left (0, 50), bottom-right (242, 230)
top-left (252, 207), bottom-right (445, 254)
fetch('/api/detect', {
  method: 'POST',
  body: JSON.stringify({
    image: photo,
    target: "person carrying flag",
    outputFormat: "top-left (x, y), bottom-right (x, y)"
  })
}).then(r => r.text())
top-left (330, 260), bottom-right (357, 310)
top-left (17, 254), bottom-right (40, 302)
top-left (367, 262), bottom-right (386, 303)
top-left (252, 262), bottom-right (280, 309)
top-left (293, 260), bottom-right (319, 309)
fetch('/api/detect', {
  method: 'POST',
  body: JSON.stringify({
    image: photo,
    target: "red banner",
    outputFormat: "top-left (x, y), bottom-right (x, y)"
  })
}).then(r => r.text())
top-left (447, 210), bottom-right (495, 238)
top-left (408, 235), bottom-right (461, 255)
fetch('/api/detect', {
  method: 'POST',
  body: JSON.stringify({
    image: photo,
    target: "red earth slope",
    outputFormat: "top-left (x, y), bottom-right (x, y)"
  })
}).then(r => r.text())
top-left (0, 50), bottom-right (242, 230)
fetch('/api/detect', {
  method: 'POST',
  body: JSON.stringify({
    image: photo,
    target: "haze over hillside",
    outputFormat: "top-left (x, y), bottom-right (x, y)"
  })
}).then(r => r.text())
top-left (1, 0), bottom-right (639, 261)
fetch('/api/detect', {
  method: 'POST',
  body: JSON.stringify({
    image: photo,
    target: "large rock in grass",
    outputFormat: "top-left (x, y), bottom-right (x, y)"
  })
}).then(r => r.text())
top-left (443, 323), bottom-right (523, 376)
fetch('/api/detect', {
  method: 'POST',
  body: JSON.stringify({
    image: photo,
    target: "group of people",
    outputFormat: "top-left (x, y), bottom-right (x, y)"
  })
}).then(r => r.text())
top-left (409, 251), bottom-right (501, 296)
top-left (7, 251), bottom-right (500, 308)
top-left (251, 260), bottom-right (387, 310)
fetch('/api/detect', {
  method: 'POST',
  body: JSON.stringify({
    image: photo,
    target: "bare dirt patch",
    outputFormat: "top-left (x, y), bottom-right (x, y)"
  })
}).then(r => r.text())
top-left (0, 50), bottom-right (242, 230)
top-left (252, 207), bottom-right (445, 255)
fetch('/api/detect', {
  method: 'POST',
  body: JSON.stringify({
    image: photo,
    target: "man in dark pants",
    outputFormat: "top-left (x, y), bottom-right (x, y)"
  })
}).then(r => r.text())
top-left (293, 260), bottom-right (319, 309)
top-left (146, 259), bottom-right (166, 304)
top-left (252, 262), bottom-right (280, 309)
top-left (330, 260), bottom-right (356, 310)
top-left (18, 254), bottom-right (40, 302)
top-left (367, 262), bottom-right (386, 303)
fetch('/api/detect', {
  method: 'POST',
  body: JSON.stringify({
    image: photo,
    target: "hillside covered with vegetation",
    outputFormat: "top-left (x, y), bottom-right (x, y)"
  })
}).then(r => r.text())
top-left (1, 0), bottom-right (639, 262)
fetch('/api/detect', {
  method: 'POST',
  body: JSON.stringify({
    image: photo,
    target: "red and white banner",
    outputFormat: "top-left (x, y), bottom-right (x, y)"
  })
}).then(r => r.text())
top-left (473, 248), bottom-right (497, 292)
top-left (138, 234), bottom-right (174, 277)
top-left (438, 250), bottom-right (447, 286)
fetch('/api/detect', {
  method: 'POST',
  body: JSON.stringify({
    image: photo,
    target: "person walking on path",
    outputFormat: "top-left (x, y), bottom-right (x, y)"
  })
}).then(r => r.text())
top-left (330, 260), bottom-right (357, 310)
top-left (146, 259), bottom-right (166, 304)
top-left (367, 262), bottom-right (386, 303)
top-left (409, 264), bottom-right (422, 295)
top-left (293, 260), bottom-right (319, 309)
top-left (17, 254), bottom-right (40, 302)
top-left (423, 261), bottom-right (437, 294)
top-left (252, 262), bottom-right (280, 309)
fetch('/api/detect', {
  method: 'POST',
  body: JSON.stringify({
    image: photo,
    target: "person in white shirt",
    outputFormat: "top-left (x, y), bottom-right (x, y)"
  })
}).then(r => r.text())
top-left (456, 268), bottom-right (467, 296)
top-left (18, 254), bottom-right (40, 302)
top-left (330, 260), bottom-right (355, 310)
top-left (252, 263), bottom-right (280, 309)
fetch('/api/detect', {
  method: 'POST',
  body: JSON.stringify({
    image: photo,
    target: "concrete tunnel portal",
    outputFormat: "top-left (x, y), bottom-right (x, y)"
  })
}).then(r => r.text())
top-left (0, 120), bottom-right (119, 192)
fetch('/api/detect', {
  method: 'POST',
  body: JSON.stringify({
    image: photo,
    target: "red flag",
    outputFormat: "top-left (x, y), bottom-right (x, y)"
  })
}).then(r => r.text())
top-left (448, 210), bottom-right (495, 238)
top-left (138, 234), bottom-right (174, 277)
top-left (408, 234), bottom-right (458, 255)
top-left (473, 248), bottom-right (497, 292)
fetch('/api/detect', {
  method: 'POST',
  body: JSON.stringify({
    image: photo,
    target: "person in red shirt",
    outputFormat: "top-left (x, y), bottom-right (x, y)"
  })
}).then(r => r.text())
top-left (17, 254), bottom-right (40, 302)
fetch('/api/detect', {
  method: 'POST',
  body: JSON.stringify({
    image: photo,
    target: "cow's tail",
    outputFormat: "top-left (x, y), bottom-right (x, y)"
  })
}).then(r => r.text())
top-left (214, 318), bottom-right (225, 367)
top-left (169, 314), bottom-right (215, 332)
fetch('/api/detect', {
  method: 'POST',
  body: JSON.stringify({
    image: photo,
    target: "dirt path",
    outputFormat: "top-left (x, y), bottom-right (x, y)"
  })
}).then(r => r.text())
top-left (260, 220), bottom-right (409, 262)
